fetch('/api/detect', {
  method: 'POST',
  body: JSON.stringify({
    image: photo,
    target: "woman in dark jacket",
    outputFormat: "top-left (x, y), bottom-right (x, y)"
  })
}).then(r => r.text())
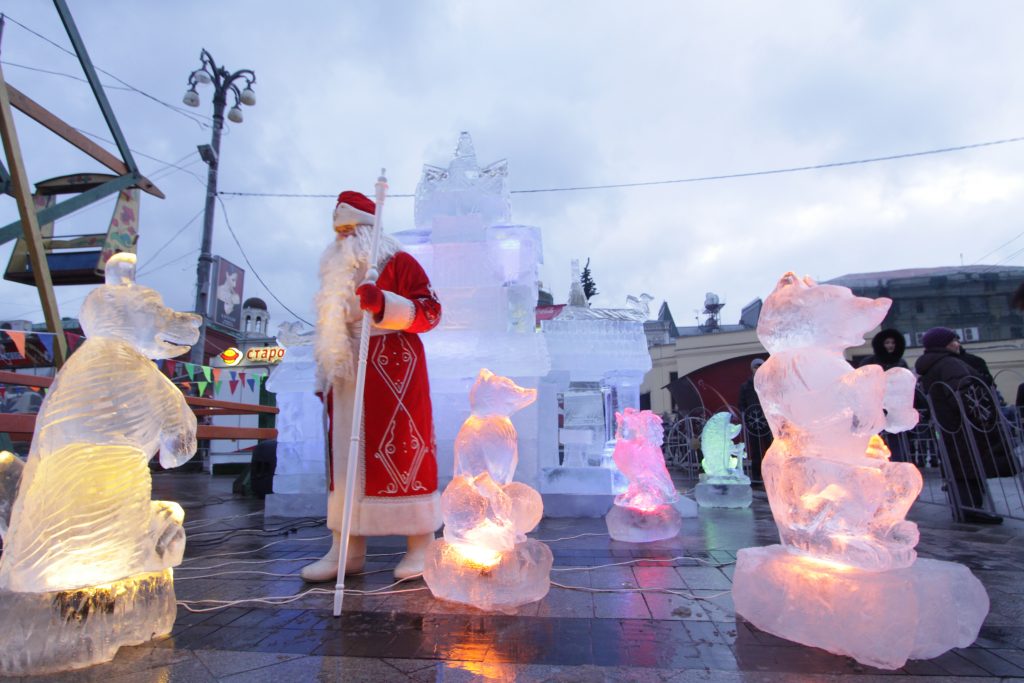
top-left (857, 328), bottom-right (909, 372)
top-left (916, 327), bottom-right (1008, 524)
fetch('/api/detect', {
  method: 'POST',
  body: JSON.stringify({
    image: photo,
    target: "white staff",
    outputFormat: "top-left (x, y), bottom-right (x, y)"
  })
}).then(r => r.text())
top-left (333, 169), bottom-right (387, 616)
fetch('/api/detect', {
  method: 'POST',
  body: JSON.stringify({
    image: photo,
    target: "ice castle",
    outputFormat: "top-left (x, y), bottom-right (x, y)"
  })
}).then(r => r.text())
top-left (396, 132), bottom-right (653, 516)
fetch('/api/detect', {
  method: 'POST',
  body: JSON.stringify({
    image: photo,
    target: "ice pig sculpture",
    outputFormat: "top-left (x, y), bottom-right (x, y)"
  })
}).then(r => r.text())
top-left (0, 254), bottom-right (201, 676)
top-left (694, 412), bottom-right (752, 508)
top-left (605, 408), bottom-right (690, 541)
top-left (423, 369), bottom-right (552, 612)
top-left (731, 272), bottom-right (988, 670)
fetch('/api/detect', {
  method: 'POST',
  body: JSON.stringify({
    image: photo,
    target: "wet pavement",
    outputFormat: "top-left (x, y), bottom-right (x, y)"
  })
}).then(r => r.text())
top-left (4, 471), bottom-right (1024, 682)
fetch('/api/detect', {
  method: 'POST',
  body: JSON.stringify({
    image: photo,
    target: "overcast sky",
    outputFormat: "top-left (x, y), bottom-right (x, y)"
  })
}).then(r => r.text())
top-left (2, 1), bottom-right (1023, 336)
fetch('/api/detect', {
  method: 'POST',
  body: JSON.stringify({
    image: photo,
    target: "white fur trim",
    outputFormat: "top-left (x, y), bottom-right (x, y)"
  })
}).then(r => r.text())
top-left (376, 291), bottom-right (416, 331)
top-left (350, 493), bottom-right (442, 536)
top-left (333, 204), bottom-right (375, 229)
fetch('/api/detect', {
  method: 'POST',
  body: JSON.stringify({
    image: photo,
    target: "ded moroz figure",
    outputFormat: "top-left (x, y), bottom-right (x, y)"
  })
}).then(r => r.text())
top-left (301, 191), bottom-right (443, 582)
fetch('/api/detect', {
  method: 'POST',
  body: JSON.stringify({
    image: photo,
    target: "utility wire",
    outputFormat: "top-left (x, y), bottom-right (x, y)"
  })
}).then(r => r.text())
top-left (216, 196), bottom-right (313, 325)
top-left (72, 127), bottom-right (207, 187)
top-left (0, 59), bottom-right (132, 90)
top-left (5, 14), bottom-right (211, 129)
top-left (973, 229), bottom-right (1024, 266)
top-left (220, 134), bottom-right (1024, 199)
top-left (136, 206), bottom-right (205, 276)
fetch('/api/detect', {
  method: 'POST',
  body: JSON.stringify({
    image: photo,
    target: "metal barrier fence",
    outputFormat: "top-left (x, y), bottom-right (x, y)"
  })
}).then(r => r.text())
top-left (659, 386), bottom-right (1024, 520)
top-left (920, 376), bottom-right (1024, 521)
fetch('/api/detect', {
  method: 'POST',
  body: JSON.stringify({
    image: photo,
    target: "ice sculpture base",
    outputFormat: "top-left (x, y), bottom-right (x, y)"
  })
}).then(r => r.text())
top-left (0, 569), bottom-right (176, 676)
top-left (695, 478), bottom-right (752, 508)
top-left (423, 539), bottom-right (553, 613)
top-left (540, 466), bottom-right (620, 517)
top-left (732, 545), bottom-right (989, 670)
top-left (605, 502), bottom-right (683, 542)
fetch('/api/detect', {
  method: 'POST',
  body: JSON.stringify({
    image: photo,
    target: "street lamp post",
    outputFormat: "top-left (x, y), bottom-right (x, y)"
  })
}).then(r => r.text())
top-left (182, 49), bottom-right (256, 364)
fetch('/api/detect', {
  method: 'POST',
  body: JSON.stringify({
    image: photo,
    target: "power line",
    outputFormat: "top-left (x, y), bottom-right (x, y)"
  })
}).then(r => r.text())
top-left (5, 14), bottom-right (211, 129)
top-left (137, 247), bottom-right (200, 278)
top-left (973, 229), bottom-right (1024, 266)
top-left (73, 127), bottom-right (207, 187)
top-left (219, 134), bottom-right (1024, 199)
top-left (136, 206), bottom-right (205, 275)
top-left (0, 59), bottom-right (132, 90)
top-left (216, 196), bottom-right (313, 325)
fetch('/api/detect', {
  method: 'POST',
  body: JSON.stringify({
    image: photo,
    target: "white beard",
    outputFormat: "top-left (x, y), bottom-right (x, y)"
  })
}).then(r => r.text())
top-left (314, 225), bottom-right (402, 388)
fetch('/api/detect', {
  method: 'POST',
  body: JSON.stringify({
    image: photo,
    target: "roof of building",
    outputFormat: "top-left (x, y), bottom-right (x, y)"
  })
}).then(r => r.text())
top-left (243, 297), bottom-right (268, 311)
top-left (825, 265), bottom-right (1024, 289)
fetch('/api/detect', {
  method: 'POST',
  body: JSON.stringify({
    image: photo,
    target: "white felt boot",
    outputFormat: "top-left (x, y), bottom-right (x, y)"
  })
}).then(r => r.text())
top-left (300, 533), bottom-right (366, 582)
top-left (393, 532), bottom-right (434, 579)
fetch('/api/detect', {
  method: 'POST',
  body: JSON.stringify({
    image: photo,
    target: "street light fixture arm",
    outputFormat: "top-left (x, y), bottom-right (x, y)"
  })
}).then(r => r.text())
top-left (182, 48), bottom-right (257, 113)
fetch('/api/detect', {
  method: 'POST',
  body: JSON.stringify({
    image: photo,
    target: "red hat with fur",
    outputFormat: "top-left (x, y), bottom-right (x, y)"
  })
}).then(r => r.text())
top-left (336, 191), bottom-right (375, 215)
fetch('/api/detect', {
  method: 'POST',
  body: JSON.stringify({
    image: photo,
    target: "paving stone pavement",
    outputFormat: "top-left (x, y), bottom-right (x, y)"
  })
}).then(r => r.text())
top-left (3, 470), bottom-right (1024, 682)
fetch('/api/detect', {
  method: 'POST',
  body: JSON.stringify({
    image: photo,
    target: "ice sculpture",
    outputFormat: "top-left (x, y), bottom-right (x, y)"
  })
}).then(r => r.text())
top-left (396, 133), bottom-right (550, 498)
top-left (423, 369), bottom-right (552, 612)
top-left (694, 412), bottom-right (752, 508)
top-left (0, 253), bottom-right (200, 675)
top-left (264, 322), bottom-right (327, 518)
top-left (541, 261), bottom-right (655, 517)
top-left (605, 408), bottom-right (690, 541)
top-left (731, 272), bottom-right (988, 670)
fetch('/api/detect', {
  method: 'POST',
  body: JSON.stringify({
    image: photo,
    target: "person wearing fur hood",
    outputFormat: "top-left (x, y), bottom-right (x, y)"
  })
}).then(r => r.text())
top-left (302, 191), bottom-right (443, 582)
top-left (857, 328), bottom-right (909, 371)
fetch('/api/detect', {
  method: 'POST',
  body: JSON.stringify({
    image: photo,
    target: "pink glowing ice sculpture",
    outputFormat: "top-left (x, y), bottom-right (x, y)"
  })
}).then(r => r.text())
top-left (605, 408), bottom-right (687, 542)
top-left (731, 273), bottom-right (989, 670)
top-left (423, 369), bottom-right (552, 612)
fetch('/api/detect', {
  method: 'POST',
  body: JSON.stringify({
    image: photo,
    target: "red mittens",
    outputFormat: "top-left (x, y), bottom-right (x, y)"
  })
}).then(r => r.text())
top-left (356, 283), bottom-right (385, 315)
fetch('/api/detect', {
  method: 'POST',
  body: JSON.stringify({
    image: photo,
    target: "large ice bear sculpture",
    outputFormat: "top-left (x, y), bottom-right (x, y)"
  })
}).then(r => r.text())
top-left (0, 253), bottom-right (201, 675)
top-left (755, 273), bottom-right (921, 570)
top-left (732, 272), bottom-right (988, 670)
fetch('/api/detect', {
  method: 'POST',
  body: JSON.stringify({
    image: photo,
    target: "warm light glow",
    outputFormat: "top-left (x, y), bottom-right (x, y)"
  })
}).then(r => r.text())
top-left (625, 501), bottom-right (665, 514)
top-left (799, 483), bottom-right (848, 508)
top-left (794, 552), bottom-right (855, 573)
top-left (0, 451), bottom-right (13, 464)
top-left (451, 542), bottom-right (502, 569)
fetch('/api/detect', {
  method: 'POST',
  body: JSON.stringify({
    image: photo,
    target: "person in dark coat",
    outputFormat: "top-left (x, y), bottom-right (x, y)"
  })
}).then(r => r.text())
top-left (739, 357), bottom-right (770, 484)
top-left (858, 329), bottom-right (911, 460)
top-left (857, 328), bottom-right (909, 371)
top-left (915, 327), bottom-right (1006, 524)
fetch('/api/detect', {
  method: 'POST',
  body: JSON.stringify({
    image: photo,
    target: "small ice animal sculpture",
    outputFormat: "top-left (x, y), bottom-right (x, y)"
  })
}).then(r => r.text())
top-left (731, 272), bottom-right (988, 670)
top-left (754, 273), bottom-right (922, 570)
top-left (695, 412), bottom-right (752, 508)
top-left (700, 412), bottom-right (746, 480)
top-left (611, 408), bottom-right (678, 511)
top-left (424, 369), bottom-right (552, 612)
top-left (606, 408), bottom-right (689, 542)
top-left (0, 253), bottom-right (201, 675)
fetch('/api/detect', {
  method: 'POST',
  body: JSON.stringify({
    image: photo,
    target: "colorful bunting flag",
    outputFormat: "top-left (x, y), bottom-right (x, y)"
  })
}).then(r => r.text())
top-left (185, 363), bottom-right (196, 381)
top-left (247, 377), bottom-right (256, 392)
top-left (165, 360), bottom-right (177, 378)
top-left (37, 333), bottom-right (55, 360)
top-left (197, 381), bottom-right (208, 396)
top-left (229, 379), bottom-right (240, 395)
top-left (202, 365), bottom-right (212, 383)
top-left (3, 330), bottom-right (26, 358)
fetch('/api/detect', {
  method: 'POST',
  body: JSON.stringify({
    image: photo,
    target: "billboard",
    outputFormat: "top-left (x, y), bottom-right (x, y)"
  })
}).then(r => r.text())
top-left (209, 256), bottom-right (245, 330)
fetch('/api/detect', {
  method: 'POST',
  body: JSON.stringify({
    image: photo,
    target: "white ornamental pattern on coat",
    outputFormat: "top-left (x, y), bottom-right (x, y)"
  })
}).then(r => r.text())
top-left (371, 335), bottom-right (430, 495)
